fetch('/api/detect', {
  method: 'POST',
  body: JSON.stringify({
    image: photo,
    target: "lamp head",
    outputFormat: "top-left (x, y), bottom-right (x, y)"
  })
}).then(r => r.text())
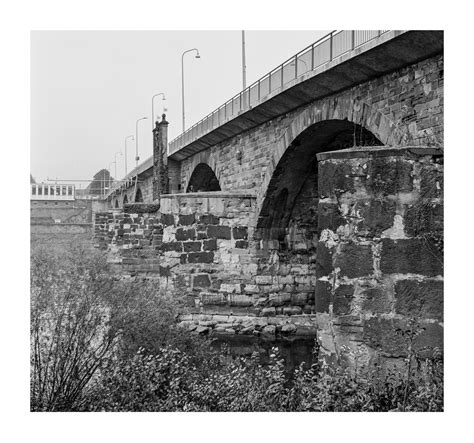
top-left (195, 51), bottom-right (201, 59)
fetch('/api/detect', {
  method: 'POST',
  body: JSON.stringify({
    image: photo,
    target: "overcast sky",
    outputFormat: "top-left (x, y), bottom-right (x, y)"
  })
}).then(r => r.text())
top-left (30, 30), bottom-right (329, 187)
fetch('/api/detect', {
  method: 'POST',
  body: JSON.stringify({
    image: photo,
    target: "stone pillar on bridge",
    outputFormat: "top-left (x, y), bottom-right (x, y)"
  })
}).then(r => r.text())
top-left (153, 114), bottom-right (169, 201)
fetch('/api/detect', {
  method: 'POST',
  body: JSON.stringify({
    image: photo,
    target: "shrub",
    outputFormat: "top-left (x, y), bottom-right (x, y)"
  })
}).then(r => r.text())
top-left (30, 244), bottom-right (119, 411)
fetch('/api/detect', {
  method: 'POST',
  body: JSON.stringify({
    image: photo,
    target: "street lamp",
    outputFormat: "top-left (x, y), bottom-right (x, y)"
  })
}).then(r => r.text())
top-left (124, 135), bottom-right (134, 177)
top-left (181, 48), bottom-right (200, 132)
top-left (108, 161), bottom-right (116, 193)
top-left (114, 151), bottom-right (122, 179)
top-left (134, 116), bottom-right (148, 196)
top-left (135, 117), bottom-right (148, 167)
top-left (152, 93), bottom-right (166, 129)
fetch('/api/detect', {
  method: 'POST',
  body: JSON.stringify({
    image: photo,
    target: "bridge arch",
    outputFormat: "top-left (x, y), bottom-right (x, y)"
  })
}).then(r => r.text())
top-left (256, 117), bottom-right (383, 244)
top-left (183, 151), bottom-right (221, 192)
top-left (186, 162), bottom-right (221, 193)
top-left (114, 199), bottom-right (119, 208)
top-left (255, 99), bottom-right (398, 222)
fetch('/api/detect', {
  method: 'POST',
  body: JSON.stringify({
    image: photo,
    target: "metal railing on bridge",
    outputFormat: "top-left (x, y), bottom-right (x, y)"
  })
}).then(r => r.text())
top-left (169, 30), bottom-right (389, 156)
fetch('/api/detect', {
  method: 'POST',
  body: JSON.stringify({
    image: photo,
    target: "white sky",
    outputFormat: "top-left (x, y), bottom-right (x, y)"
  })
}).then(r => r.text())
top-left (31, 30), bottom-right (328, 185)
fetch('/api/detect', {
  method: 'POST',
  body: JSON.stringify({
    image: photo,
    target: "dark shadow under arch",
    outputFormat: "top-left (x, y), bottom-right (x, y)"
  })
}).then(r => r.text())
top-left (257, 119), bottom-right (382, 242)
top-left (135, 188), bottom-right (143, 202)
top-left (186, 163), bottom-right (221, 193)
top-left (123, 195), bottom-right (128, 205)
top-left (114, 199), bottom-right (119, 208)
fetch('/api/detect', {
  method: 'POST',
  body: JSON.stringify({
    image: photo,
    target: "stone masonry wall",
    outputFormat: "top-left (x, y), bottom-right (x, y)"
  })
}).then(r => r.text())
top-left (312, 146), bottom-right (443, 366)
top-left (180, 55), bottom-right (443, 197)
top-left (95, 147), bottom-right (443, 368)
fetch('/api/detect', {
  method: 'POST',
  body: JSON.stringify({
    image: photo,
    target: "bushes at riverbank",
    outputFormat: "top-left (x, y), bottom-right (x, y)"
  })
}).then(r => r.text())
top-left (30, 244), bottom-right (443, 412)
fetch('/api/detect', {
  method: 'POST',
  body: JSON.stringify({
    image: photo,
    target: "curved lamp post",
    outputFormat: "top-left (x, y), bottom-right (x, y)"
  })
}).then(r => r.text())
top-left (124, 135), bottom-right (134, 177)
top-left (108, 161), bottom-right (116, 195)
top-left (134, 117), bottom-right (148, 198)
top-left (181, 48), bottom-right (200, 132)
top-left (152, 93), bottom-right (166, 129)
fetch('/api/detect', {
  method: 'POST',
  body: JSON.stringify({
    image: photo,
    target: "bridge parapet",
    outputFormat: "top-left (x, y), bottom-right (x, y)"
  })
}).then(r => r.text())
top-left (169, 30), bottom-right (392, 158)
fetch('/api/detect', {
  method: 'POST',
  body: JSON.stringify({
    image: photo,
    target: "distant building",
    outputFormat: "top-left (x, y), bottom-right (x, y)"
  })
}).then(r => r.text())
top-left (30, 183), bottom-right (75, 201)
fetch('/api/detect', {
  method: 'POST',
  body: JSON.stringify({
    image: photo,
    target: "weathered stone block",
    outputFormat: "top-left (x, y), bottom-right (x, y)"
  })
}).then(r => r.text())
top-left (333, 284), bottom-right (354, 315)
top-left (187, 251), bottom-right (214, 264)
top-left (404, 202), bottom-right (443, 237)
top-left (318, 161), bottom-right (356, 198)
top-left (192, 274), bottom-right (211, 288)
top-left (179, 213), bottom-right (195, 226)
top-left (183, 241), bottom-right (202, 252)
top-left (363, 317), bottom-right (409, 357)
top-left (232, 226), bottom-right (248, 240)
top-left (394, 279), bottom-right (443, 320)
top-left (199, 214), bottom-right (219, 225)
top-left (420, 165), bottom-right (443, 199)
top-left (413, 323), bottom-right (443, 358)
top-left (262, 325), bottom-right (276, 336)
top-left (281, 323), bottom-right (297, 333)
top-left (315, 280), bottom-right (331, 313)
top-left (235, 240), bottom-right (249, 249)
top-left (203, 238), bottom-right (217, 251)
top-left (261, 307), bottom-right (276, 317)
top-left (207, 225), bottom-right (231, 239)
top-left (228, 294), bottom-right (253, 307)
top-left (268, 293), bottom-right (291, 306)
top-left (317, 202), bottom-right (346, 233)
top-left (160, 242), bottom-right (183, 253)
top-left (291, 293), bottom-right (308, 306)
top-left (316, 241), bottom-right (333, 277)
top-left (201, 293), bottom-right (227, 305)
top-left (220, 283), bottom-right (242, 294)
top-left (283, 306), bottom-right (303, 315)
top-left (367, 158), bottom-right (413, 195)
top-left (358, 199), bottom-right (397, 235)
top-left (161, 213), bottom-right (175, 226)
top-left (380, 238), bottom-right (443, 276)
top-left (361, 286), bottom-right (391, 314)
top-left (244, 284), bottom-right (260, 294)
top-left (334, 243), bottom-right (373, 278)
top-left (175, 228), bottom-right (196, 241)
top-left (255, 275), bottom-right (273, 285)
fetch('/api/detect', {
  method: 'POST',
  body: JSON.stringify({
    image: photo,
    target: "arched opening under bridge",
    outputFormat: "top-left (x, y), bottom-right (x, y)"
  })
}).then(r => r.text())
top-left (256, 119), bottom-right (382, 250)
top-left (135, 188), bottom-right (143, 202)
top-left (186, 163), bottom-right (221, 193)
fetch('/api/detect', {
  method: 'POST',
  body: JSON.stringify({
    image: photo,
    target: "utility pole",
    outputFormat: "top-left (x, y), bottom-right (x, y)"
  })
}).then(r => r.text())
top-left (242, 30), bottom-right (247, 90)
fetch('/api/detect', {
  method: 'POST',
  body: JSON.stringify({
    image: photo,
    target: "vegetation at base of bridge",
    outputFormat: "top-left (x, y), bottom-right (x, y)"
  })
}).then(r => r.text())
top-left (30, 243), bottom-right (443, 412)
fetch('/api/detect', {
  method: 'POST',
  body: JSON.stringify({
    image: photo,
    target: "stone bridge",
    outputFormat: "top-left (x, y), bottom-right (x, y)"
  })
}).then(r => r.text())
top-left (96, 30), bottom-right (443, 368)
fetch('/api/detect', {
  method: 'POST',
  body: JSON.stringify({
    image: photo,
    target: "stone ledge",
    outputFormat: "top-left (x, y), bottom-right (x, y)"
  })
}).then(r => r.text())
top-left (123, 203), bottom-right (160, 214)
top-left (316, 145), bottom-right (443, 161)
top-left (161, 191), bottom-right (256, 199)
